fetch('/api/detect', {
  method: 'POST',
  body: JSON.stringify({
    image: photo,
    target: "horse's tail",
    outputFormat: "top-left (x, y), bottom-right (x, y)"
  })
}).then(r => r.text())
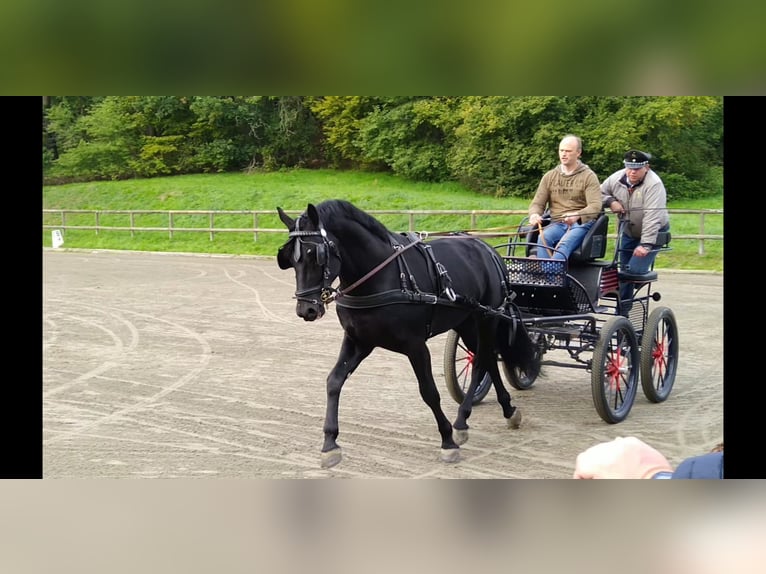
top-left (495, 305), bottom-right (536, 375)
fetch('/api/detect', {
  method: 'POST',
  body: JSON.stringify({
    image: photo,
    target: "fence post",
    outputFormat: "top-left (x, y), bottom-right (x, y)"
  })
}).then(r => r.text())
top-left (253, 212), bottom-right (258, 242)
top-left (130, 212), bottom-right (135, 238)
top-left (698, 212), bottom-right (705, 255)
top-left (169, 212), bottom-right (173, 239)
top-left (95, 211), bottom-right (100, 236)
top-left (209, 212), bottom-right (214, 241)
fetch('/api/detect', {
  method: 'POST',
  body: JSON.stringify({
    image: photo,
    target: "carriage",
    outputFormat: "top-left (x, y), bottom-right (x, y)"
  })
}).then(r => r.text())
top-left (442, 212), bottom-right (679, 424)
top-left (278, 200), bottom-right (678, 468)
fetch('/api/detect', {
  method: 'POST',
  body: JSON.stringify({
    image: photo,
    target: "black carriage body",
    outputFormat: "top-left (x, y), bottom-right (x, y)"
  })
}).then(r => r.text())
top-left (443, 213), bottom-right (679, 424)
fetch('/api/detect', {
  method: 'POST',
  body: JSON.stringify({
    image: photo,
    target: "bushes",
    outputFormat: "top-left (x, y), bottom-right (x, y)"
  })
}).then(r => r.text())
top-left (43, 96), bottom-right (724, 199)
top-left (661, 168), bottom-right (723, 201)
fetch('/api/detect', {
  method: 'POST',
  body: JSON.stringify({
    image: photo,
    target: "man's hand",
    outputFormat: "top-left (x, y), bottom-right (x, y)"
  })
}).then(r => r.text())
top-left (563, 213), bottom-right (580, 226)
top-left (529, 213), bottom-right (542, 226)
top-left (633, 245), bottom-right (650, 257)
top-left (609, 200), bottom-right (624, 214)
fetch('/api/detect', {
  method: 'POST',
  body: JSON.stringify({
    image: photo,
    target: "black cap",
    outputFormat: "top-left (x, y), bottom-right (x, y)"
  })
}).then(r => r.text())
top-left (624, 149), bottom-right (651, 168)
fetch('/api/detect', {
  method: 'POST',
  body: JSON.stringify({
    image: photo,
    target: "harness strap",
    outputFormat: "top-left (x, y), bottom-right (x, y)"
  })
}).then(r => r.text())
top-left (421, 242), bottom-right (457, 301)
top-left (332, 238), bottom-right (422, 301)
top-left (336, 289), bottom-right (438, 309)
top-left (391, 232), bottom-right (441, 337)
top-left (392, 234), bottom-right (426, 293)
top-left (335, 289), bottom-right (484, 311)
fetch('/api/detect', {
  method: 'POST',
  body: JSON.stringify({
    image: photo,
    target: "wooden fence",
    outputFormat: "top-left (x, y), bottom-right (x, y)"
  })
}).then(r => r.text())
top-left (42, 208), bottom-right (723, 255)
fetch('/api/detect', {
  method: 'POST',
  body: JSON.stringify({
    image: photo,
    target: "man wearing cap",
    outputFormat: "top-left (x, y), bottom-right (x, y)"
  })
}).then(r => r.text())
top-left (528, 134), bottom-right (603, 261)
top-left (601, 149), bottom-right (670, 315)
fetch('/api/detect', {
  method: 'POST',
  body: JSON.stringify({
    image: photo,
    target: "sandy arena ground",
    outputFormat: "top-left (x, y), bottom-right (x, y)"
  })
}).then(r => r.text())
top-left (43, 249), bottom-right (723, 478)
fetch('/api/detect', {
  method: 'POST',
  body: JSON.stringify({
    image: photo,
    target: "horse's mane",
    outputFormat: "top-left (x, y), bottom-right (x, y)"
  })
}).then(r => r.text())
top-left (314, 199), bottom-right (392, 243)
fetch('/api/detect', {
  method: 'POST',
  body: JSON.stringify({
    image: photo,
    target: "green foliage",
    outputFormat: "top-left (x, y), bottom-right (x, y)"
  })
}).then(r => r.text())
top-left (306, 96), bottom-right (384, 167)
top-left (356, 97), bottom-right (452, 181)
top-left (660, 170), bottom-right (722, 201)
top-left (43, 96), bottom-right (723, 202)
top-left (44, 96), bottom-right (325, 182)
top-left (183, 139), bottom-right (243, 173)
top-left (134, 135), bottom-right (184, 177)
top-left (447, 96), bottom-right (571, 196)
top-left (583, 96), bottom-right (723, 179)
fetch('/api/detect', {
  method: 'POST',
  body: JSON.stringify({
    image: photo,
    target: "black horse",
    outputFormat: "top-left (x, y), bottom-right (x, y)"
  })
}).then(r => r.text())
top-left (277, 199), bottom-right (535, 468)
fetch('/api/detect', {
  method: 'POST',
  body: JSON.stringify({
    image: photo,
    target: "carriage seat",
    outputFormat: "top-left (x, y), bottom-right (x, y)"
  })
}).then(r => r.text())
top-left (618, 269), bottom-right (658, 282)
top-left (527, 213), bottom-right (609, 263)
top-left (569, 213), bottom-right (609, 264)
top-left (615, 230), bottom-right (671, 283)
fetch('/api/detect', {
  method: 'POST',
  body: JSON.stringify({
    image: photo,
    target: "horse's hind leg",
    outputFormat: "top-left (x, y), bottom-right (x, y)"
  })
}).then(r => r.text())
top-left (321, 334), bottom-right (372, 469)
top-left (407, 345), bottom-right (461, 463)
top-left (452, 322), bottom-right (506, 441)
top-left (453, 322), bottom-right (520, 436)
top-left (490, 359), bottom-right (521, 429)
top-left (491, 333), bottom-right (523, 428)
top-left (494, 317), bottom-right (532, 429)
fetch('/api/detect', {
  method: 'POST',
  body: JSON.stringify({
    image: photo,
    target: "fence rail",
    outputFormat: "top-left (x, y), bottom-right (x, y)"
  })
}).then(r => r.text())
top-left (43, 208), bottom-right (723, 255)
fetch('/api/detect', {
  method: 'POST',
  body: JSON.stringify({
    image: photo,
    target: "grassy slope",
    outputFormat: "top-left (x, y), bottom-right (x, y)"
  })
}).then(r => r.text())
top-left (43, 169), bottom-right (723, 271)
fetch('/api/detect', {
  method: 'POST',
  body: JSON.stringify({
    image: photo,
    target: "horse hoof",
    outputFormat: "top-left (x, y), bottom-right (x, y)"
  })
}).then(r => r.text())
top-left (320, 448), bottom-right (342, 469)
top-left (507, 408), bottom-right (522, 429)
top-left (453, 428), bottom-right (469, 445)
top-left (440, 448), bottom-right (460, 463)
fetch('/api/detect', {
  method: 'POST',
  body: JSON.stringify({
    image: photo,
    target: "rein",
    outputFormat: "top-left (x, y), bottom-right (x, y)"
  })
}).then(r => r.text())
top-left (287, 220), bottom-right (515, 319)
top-left (288, 209), bottom-right (598, 309)
top-left (327, 238), bottom-right (423, 303)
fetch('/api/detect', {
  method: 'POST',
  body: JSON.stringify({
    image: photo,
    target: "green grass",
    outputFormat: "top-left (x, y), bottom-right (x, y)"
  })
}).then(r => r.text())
top-left (43, 169), bottom-right (723, 272)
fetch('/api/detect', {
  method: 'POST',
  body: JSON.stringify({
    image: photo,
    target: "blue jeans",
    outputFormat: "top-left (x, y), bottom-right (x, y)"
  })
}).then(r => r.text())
top-left (618, 224), bottom-right (670, 303)
top-left (534, 220), bottom-right (595, 261)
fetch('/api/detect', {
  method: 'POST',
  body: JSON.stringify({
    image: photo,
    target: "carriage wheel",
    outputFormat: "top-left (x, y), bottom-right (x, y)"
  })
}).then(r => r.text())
top-left (503, 332), bottom-right (542, 390)
top-left (640, 306), bottom-right (679, 403)
top-left (591, 316), bottom-right (639, 423)
top-left (443, 330), bottom-right (494, 405)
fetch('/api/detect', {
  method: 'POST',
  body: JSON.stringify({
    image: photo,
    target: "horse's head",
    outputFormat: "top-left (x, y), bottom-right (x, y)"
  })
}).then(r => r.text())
top-left (277, 204), bottom-right (340, 321)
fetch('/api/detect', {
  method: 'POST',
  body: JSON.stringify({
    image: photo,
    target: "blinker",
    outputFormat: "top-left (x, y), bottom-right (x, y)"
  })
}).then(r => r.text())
top-left (316, 244), bottom-right (327, 265)
top-left (293, 218), bottom-right (302, 262)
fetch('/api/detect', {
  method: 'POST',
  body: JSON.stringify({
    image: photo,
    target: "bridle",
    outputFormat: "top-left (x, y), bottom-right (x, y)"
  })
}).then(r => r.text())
top-left (286, 218), bottom-right (425, 308)
top-left (287, 218), bottom-right (340, 306)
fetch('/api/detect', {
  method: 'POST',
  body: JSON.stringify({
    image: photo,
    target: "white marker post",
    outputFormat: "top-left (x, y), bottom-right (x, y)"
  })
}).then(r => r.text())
top-left (51, 229), bottom-right (64, 249)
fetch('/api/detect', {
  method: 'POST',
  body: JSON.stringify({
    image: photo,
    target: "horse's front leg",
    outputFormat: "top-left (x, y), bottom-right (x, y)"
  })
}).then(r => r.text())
top-left (321, 333), bottom-right (372, 469)
top-left (407, 345), bottom-right (461, 463)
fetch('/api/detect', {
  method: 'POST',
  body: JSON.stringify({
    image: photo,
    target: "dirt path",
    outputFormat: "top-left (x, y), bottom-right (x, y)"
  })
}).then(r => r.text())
top-left (43, 249), bottom-right (723, 478)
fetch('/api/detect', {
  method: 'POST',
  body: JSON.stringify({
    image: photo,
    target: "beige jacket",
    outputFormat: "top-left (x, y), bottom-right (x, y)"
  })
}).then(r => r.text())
top-left (600, 168), bottom-right (669, 244)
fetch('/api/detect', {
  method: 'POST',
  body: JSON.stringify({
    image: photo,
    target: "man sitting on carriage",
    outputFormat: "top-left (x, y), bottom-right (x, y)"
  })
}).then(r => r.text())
top-left (601, 149), bottom-right (671, 315)
top-left (527, 134), bottom-right (603, 261)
